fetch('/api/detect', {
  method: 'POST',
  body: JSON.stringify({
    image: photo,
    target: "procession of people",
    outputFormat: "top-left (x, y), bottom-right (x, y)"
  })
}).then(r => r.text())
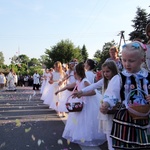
top-left (1, 22), bottom-right (150, 150)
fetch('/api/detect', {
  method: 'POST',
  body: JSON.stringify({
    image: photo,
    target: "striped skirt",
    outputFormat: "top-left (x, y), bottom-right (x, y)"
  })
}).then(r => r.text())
top-left (110, 108), bottom-right (150, 149)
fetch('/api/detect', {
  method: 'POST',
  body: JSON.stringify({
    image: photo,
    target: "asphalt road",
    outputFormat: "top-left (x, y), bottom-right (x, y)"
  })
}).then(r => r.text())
top-left (0, 86), bottom-right (108, 150)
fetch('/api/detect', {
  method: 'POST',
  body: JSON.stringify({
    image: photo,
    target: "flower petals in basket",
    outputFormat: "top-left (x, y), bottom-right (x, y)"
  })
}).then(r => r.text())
top-left (66, 94), bottom-right (83, 112)
top-left (127, 89), bottom-right (150, 120)
top-left (66, 102), bottom-right (83, 112)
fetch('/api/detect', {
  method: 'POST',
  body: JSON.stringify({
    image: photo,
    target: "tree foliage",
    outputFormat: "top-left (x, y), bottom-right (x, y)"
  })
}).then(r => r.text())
top-left (44, 39), bottom-right (83, 68)
top-left (94, 40), bottom-right (117, 68)
top-left (28, 58), bottom-right (41, 67)
top-left (17, 54), bottom-right (30, 64)
top-left (0, 51), bottom-right (4, 65)
top-left (129, 7), bottom-right (149, 43)
top-left (81, 45), bottom-right (88, 62)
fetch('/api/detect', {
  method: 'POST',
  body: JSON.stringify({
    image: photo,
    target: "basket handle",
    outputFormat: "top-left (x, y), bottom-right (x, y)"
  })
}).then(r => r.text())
top-left (66, 84), bottom-right (78, 103)
top-left (125, 88), bottom-right (148, 108)
top-left (125, 88), bottom-right (150, 117)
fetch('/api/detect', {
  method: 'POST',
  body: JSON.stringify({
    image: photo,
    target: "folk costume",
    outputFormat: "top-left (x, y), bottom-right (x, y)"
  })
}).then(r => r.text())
top-left (103, 68), bottom-right (150, 149)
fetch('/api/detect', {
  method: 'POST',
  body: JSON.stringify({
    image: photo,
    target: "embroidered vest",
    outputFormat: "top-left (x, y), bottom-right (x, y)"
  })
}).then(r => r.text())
top-left (120, 72), bottom-right (150, 102)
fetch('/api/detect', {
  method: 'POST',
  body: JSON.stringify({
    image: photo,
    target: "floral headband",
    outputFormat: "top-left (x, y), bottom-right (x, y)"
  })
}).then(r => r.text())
top-left (122, 41), bottom-right (147, 51)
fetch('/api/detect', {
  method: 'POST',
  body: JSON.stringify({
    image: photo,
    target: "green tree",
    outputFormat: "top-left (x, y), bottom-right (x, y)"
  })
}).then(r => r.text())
top-left (44, 39), bottom-right (82, 68)
top-left (95, 40), bottom-right (116, 65)
top-left (0, 51), bottom-right (5, 66)
top-left (93, 50), bottom-right (101, 64)
top-left (129, 7), bottom-right (149, 43)
top-left (39, 55), bottom-right (48, 68)
top-left (10, 55), bottom-right (19, 64)
top-left (81, 45), bottom-right (88, 62)
top-left (17, 54), bottom-right (30, 64)
top-left (28, 58), bottom-right (41, 67)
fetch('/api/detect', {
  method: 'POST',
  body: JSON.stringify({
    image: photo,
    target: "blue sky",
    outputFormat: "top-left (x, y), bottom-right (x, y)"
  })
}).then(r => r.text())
top-left (0, 0), bottom-right (149, 65)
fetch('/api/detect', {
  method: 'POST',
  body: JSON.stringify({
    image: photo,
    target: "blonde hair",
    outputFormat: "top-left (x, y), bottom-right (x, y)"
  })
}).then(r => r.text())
top-left (122, 41), bottom-right (145, 59)
top-left (54, 61), bottom-right (63, 75)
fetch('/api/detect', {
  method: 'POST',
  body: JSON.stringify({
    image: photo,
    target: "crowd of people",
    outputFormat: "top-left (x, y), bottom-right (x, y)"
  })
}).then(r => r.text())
top-left (0, 70), bottom-right (42, 91)
top-left (39, 23), bottom-right (150, 150)
top-left (1, 23), bottom-right (150, 150)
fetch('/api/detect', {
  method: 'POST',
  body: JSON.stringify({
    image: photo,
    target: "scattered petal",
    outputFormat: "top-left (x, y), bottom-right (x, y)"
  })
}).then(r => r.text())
top-left (31, 135), bottom-right (35, 141)
top-left (37, 139), bottom-right (42, 146)
top-left (19, 106), bottom-right (22, 109)
top-left (15, 119), bottom-right (21, 127)
top-left (33, 91), bottom-right (36, 96)
top-left (25, 127), bottom-right (31, 133)
top-left (67, 139), bottom-right (70, 145)
top-left (37, 139), bottom-right (44, 145)
top-left (6, 103), bottom-right (10, 106)
top-left (57, 139), bottom-right (63, 145)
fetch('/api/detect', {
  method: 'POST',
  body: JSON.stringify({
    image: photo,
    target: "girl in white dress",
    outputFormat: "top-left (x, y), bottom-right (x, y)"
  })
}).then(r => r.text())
top-left (55, 62), bottom-right (106, 146)
top-left (40, 69), bottom-right (49, 94)
top-left (56, 60), bottom-right (77, 116)
top-left (44, 61), bottom-right (66, 116)
top-left (72, 60), bottom-right (119, 150)
top-left (40, 68), bottom-right (53, 100)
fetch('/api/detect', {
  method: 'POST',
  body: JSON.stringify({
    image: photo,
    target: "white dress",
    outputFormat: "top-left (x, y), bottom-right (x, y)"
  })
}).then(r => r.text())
top-left (62, 78), bottom-right (106, 146)
top-left (81, 78), bottom-right (114, 134)
top-left (44, 71), bottom-right (65, 111)
top-left (40, 72), bottom-right (50, 94)
top-left (40, 73), bottom-right (52, 100)
top-left (57, 69), bottom-right (76, 112)
top-left (85, 70), bottom-right (95, 84)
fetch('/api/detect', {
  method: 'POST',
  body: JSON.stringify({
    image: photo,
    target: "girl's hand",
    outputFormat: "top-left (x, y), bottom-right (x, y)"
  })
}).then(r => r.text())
top-left (55, 91), bottom-right (59, 95)
top-left (72, 91), bottom-right (83, 98)
top-left (146, 95), bottom-right (150, 103)
top-left (49, 80), bottom-right (53, 84)
top-left (100, 102), bottom-right (109, 114)
top-left (58, 81), bottom-right (62, 86)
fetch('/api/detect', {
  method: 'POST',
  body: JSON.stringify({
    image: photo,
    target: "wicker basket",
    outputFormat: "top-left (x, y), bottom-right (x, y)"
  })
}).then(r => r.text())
top-left (126, 89), bottom-right (150, 120)
top-left (128, 105), bottom-right (150, 119)
top-left (66, 95), bottom-right (83, 112)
